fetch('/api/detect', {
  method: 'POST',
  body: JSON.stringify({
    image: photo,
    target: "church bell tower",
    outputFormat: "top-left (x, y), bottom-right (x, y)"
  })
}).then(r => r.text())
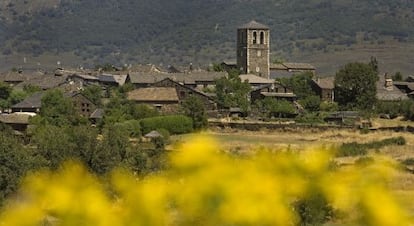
top-left (237, 20), bottom-right (270, 78)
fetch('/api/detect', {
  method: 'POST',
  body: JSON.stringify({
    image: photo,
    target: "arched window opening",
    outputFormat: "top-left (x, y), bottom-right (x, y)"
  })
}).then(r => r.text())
top-left (260, 31), bottom-right (265, 44)
top-left (253, 31), bottom-right (257, 44)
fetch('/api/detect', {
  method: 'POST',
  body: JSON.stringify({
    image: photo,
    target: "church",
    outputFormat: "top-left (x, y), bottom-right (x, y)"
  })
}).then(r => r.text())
top-left (234, 20), bottom-right (315, 79)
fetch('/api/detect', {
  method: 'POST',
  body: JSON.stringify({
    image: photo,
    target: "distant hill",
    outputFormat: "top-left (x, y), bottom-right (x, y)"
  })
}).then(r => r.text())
top-left (1, 0), bottom-right (414, 74)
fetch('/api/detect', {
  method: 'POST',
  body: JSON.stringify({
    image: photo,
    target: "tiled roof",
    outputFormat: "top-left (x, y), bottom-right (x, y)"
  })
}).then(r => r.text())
top-left (238, 20), bottom-right (269, 29)
top-left (127, 87), bottom-right (179, 102)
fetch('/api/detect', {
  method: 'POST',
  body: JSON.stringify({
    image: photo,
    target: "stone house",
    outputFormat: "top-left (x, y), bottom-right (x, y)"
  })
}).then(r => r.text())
top-left (127, 87), bottom-right (180, 113)
top-left (127, 77), bottom-right (218, 114)
top-left (12, 91), bottom-right (97, 117)
top-left (152, 78), bottom-right (218, 111)
top-left (311, 77), bottom-right (335, 102)
top-left (250, 83), bottom-right (296, 103)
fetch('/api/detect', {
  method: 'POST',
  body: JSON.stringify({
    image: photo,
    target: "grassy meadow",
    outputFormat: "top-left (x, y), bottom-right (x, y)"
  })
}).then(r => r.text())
top-left (172, 127), bottom-right (414, 218)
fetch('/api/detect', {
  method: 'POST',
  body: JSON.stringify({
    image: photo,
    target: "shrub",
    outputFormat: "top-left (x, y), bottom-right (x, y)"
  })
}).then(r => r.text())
top-left (320, 101), bottom-right (339, 112)
top-left (299, 95), bottom-right (321, 112)
top-left (402, 158), bottom-right (414, 166)
top-left (119, 120), bottom-right (141, 138)
top-left (337, 136), bottom-right (406, 157)
top-left (337, 142), bottom-right (368, 157)
top-left (140, 115), bottom-right (193, 135)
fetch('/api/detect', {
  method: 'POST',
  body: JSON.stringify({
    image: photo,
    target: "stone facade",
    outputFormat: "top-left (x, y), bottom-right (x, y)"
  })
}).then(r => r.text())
top-left (237, 21), bottom-right (270, 78)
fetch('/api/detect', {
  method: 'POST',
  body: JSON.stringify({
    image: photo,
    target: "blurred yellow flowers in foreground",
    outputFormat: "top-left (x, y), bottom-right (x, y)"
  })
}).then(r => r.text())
top-left (0, 135), bottom-right (412, 225)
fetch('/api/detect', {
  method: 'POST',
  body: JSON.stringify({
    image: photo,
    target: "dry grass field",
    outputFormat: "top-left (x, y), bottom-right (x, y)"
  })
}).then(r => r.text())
top-left (172, 128), bottom-right (414, 216)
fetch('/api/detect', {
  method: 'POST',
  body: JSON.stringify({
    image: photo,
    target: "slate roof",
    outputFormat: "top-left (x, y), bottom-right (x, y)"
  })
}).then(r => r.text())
top-left (128, 72), bottom-right (169, 84)
top-left (282, 63), bottom-right (316, 70)
top-left (90, 108), bottom-right (104, 119)
top-left (238, 20), bottom-right (269, 29)
top-left (261, 92), bottom-right (297, 98)
top-left (270, 70), bottom-right (295, 79)
top-left (0, 71), bottom-right (27, 83)
top-left (269, 63), bottom-right (288, 70)
top-left (128, 64), bottom-right (162, 73)
top-left (15, 74), bottom-right (68, 90)
top-left (313, 77), bottom-right (335, 89)
top-left (69, 74), bottom-right (99, 81)
top-left (127, 87), bottom-right (179, 102)
top-left (393, 81), bottom-right (414, 92)
top-left (98, 74), bottom-right (117, 83)
top-left (113, 74), bottom-right (128, 86)
top-left (12, 92), bottom-right (44, 109)
top-left (239, 74), bottom-right (274, 84)
top-left (128, 72), bottom-right (226, 85)
top-left (0, 113), bottom-right (32, 124)
top-left (376, 78), bottom-right (409, 101)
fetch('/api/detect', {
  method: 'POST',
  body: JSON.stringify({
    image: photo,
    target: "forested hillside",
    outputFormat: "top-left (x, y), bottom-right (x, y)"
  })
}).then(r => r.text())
top-left (1, 0), bottom-right (414, 73)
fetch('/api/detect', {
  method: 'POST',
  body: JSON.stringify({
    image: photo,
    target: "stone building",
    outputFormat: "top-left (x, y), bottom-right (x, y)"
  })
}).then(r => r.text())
top-left (237, 20), bottom-right (270, 78)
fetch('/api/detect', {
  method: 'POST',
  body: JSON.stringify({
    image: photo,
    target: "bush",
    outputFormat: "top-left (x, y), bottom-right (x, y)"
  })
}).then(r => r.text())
top-left (402, 158), bottom-right (414, 166)
top-left (320, 101), bottom-right (339, 112)
top-left (295, 112), bottom-right (324, 124)
top-left (140, 115), bottom-right (193, 135)
top-left (337, 136), bottom-right (406, 157)
top-left (337, 142), bottom-right (368, 157)
top-left (118, 120), bottom-right (141, 138)
top-left (299, 95), bottom-right (321, 112)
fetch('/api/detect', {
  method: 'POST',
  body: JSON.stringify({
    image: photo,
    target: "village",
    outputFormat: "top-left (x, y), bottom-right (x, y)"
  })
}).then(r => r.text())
top-left (1, 19), bottom-right (414, 226)
top-left (0, 20), bottom-right (411, 135)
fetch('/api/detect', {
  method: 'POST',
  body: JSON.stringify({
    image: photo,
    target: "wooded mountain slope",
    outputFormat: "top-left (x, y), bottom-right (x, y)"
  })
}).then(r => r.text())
top-left (1, 0), bottom-right (414, 73)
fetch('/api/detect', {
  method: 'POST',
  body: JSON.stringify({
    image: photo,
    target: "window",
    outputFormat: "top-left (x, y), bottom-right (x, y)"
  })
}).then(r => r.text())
top-left (179, 91), bottom-right (186, 98)
top-left (240, 51), bottom-right (243, 57)
top-left (256, 67), bottom-right (260, 72)
top-left (257, 50), bottom-right (261, 57)
top-left (260, 31), bottom-right (265, 44)
top-left (253, 31), bottom-right (257, 44)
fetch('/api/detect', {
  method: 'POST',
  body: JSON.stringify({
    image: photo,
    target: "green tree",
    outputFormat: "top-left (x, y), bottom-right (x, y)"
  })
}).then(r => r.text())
top-left (279, 72), bottom-right (315, 100)
top-left (334, 62), bottom-right (378, 110)
top-left (181, 96), bottom-right (208, 130)
top-left (81, 85), bottom-right (102, 106)
top-left (92, 124), bottom-right (129, 174)
top-left (67, 125), bottom-right (99, 170)
top-left (32, 125), bottom-right (75, 169)
top-left (8, 90), bottom-right (27, 106)
top-left (215, 70), bottom-right (251, 113)
top-left (256, 97), bottom-right (296, 118)
top-left (0, 82), bottom-right (12, 100)
top-left (368, 56), bottom-right (379, 74)
top-left (40, 90), bottom-right (77, 126)
top-left (0, 130), bottom-right (40, 203)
